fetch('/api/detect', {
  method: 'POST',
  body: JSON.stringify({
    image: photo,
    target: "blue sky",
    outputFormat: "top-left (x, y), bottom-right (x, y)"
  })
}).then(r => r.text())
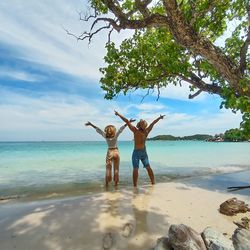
top-left (0, 0), bottom-right (242, 141)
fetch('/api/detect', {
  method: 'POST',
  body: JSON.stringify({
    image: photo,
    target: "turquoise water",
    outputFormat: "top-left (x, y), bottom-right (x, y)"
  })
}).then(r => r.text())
top-left (0, 141), bottom-right (250, 199)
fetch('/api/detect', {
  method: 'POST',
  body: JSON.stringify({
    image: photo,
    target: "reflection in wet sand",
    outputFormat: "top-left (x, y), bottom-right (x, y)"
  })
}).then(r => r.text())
top-left (95, 186), bottom-right (169, 249)
top-left (128, 186), bottom-right (155, 249)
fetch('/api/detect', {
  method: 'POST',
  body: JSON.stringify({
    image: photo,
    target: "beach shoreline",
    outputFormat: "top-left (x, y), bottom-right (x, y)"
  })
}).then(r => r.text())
top-left (2, 169), bottom-right (250, 203)
top-left (1, 140), bottom-right (250, 200)
top-left (1, 180), bottom-right (249, 250)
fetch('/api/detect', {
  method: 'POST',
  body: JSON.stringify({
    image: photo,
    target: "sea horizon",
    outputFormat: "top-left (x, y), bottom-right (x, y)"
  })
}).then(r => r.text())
top-left (1, 139), bottom-right (249, 142)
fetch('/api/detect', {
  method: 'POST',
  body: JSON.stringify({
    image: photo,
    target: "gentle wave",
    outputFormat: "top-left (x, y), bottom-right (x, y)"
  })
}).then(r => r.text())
top-left (1, 165), bottom-right (249, 201)
top-left (1, 141), bottom-right (250, 200)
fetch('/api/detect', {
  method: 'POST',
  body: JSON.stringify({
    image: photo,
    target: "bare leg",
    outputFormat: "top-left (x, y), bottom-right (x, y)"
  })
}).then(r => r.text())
top-left (105, 150), bottom-right (112, 187)
top-left (106, 165), bottom-right (112, 187)
top-left (113, 155), bottom-right (120, 186)
top-left (146, 166), bottom-right (155, 185)
top-left (133, 168), bottom-right (139, 187)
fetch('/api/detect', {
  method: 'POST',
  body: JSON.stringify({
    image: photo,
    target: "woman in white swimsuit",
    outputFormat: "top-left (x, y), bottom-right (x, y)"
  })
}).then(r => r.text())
top-left (85, 119), bottom-right (134, 187)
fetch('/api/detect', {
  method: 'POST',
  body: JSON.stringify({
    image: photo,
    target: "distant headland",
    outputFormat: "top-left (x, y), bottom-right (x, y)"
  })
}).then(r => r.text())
top-left (148, 134), bottom-right (213, 141)
top-left (148, 130), bottom-right (250, 142)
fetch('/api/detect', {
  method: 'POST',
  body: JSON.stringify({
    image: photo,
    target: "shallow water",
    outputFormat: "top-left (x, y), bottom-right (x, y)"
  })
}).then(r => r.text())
top-left (0, 140), bottom-right (250, 199)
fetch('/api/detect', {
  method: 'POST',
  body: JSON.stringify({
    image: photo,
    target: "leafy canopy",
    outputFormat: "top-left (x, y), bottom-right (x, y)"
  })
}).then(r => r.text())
top-left (79, 0), bottom-right (250, 134)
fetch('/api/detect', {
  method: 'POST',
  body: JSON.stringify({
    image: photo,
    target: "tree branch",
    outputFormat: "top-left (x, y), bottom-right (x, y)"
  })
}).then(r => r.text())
top-left (190, 0), bottom-right (216, 26)
top-left (140, 87), bottom-right (152, 103)
top-left (103, 0), bottom-right (169, 29)
top-left (194, 56), bottom-right (208, 79)
top-left (90, 17), bottom-right (119, 31)
top-left (162, 0), bottom-right (248, 96)
top-left (156, 83), bottom-right (161, 100)
top-left (188, 89), bottom-right (202, 99)
top-left (181, 72), bottom-right (223, 96)
top-left (239, 3), bottom-right (250, 73)
top-left (65, 23), bottom-right (112, 44)
top-left (78, 8), bottom-right (97, 22)
top-left (104, 0), bottom-right (139, 20)
top-left (135, 0), bottom-right (151, 18)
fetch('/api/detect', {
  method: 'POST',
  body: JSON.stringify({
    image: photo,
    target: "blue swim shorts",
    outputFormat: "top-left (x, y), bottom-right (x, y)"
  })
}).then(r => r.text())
top-left (132, 148), bottom-right (150, 169)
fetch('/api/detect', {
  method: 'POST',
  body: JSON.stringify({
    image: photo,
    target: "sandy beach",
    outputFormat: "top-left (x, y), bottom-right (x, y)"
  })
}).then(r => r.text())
top-left (0, 181), bottom-right (249, 250)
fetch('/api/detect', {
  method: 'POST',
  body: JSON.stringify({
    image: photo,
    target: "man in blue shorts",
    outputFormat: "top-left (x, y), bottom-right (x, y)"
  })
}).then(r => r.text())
top-left (115, 110), bottom-right (165, 187)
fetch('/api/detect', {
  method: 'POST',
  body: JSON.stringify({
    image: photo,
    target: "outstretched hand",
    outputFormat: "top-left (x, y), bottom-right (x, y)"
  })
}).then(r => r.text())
top-left (159, 114), bottom-right (165, 119)
top-left (129, 118), bottom-right (136, 122)
top-left (85, 121), bottom-right (92, 126)
top-left (114, 110), bottom-right (119, 116)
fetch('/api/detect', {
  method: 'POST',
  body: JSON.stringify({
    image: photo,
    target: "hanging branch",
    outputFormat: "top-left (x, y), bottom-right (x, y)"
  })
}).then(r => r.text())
top-left (141, 88), bottom-right (152, 103)
top-left (189, 89), bottom-right (203, 99)
top-left (65, 23), bottom-right (112, 44)
top-left (78, 8), bottom-right (98, 22)
top-left (181, 72), bottom-right (223, 96)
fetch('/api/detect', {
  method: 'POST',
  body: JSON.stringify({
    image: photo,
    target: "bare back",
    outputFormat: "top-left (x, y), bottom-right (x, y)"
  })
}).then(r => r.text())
top-left (133, 129), bottom-right (148, 149)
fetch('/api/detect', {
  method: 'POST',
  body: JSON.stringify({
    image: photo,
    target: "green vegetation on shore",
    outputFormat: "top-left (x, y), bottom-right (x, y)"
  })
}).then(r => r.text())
top-left (148, 129), bottom-right (250, 142)
top-left (148, 134), bottom-right (212, 141)
top-left (224, 128), bottom-right (249, 142)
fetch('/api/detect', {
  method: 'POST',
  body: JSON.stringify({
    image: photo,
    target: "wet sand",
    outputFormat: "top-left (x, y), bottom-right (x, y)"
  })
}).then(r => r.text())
top-left (0, 182), bottom-right (249, 250)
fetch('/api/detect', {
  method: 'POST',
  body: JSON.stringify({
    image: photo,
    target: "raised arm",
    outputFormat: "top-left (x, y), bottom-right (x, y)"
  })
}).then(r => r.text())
top-left (85, 121), bottom-right (106, 138)
top-left (146, 115), bottom-right (165, 134)
top-left (114, 110), bottom-right (137, 132)
top-left (116, 119), bottom-right (136, 137)
top-left (85, 121), bottom-right (97, 129)
top-left (116, 124), bottom-right (127, 138)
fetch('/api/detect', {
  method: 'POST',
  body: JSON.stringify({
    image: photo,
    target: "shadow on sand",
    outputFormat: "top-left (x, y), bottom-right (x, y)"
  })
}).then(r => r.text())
top-left (0, 186), bottom-right (170, 250)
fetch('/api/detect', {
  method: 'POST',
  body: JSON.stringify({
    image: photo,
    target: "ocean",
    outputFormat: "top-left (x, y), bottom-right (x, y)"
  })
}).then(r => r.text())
top-left (0, 141), bottom-right (250, 200)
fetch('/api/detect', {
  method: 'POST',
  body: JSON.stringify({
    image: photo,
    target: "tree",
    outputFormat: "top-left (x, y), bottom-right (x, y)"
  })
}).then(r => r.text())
top-left (71, 0), bottom-right (250, 134)
top-left (224, 128), bottom-right (247, 141)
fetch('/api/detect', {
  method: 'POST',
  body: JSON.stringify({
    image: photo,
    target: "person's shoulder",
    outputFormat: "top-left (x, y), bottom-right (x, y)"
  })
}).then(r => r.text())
top-left (133, 127), bottom-right (139, 132)
top-left (135, 129), bottom-right (146, 136)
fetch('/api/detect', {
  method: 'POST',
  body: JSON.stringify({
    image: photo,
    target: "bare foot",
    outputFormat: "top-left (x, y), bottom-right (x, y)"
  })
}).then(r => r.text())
top-left (133, 187), bottom-right (139, 194)
top-left (122, 223), bottom-right (134, 238)
top-left (103, 232), bottom-right (113, 249)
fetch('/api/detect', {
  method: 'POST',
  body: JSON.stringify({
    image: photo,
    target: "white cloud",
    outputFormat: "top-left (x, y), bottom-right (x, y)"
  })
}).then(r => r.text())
top-left (0, 89), bottom-right (243, 141)
top-left (0, 0), bottom-right (108, 80)
top-left (131, 82), bottom-right (208, 103)
top-left (0, 1), bottom-right (244, 141)
top-left (157, 83), bottom-right (208, 102)
top-left (110, 100), bottom-right (243, 138)
top-left (149, 109), bottom-right (243, 137)
top-left (0, 0), bottom-right (211, 103)
top-left (0, 90), bottom-right (133, 140)
top-left (0, 67), bottom-right (42, 82)
top-left (135, 103), bottom-right (165, 112)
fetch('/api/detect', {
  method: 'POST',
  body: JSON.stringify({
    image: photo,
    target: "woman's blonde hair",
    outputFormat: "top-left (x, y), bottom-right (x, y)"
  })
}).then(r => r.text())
top-left (136, 119), bottom-right (147, 130)
top-left (105, 125), bottom-right (116, 138)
